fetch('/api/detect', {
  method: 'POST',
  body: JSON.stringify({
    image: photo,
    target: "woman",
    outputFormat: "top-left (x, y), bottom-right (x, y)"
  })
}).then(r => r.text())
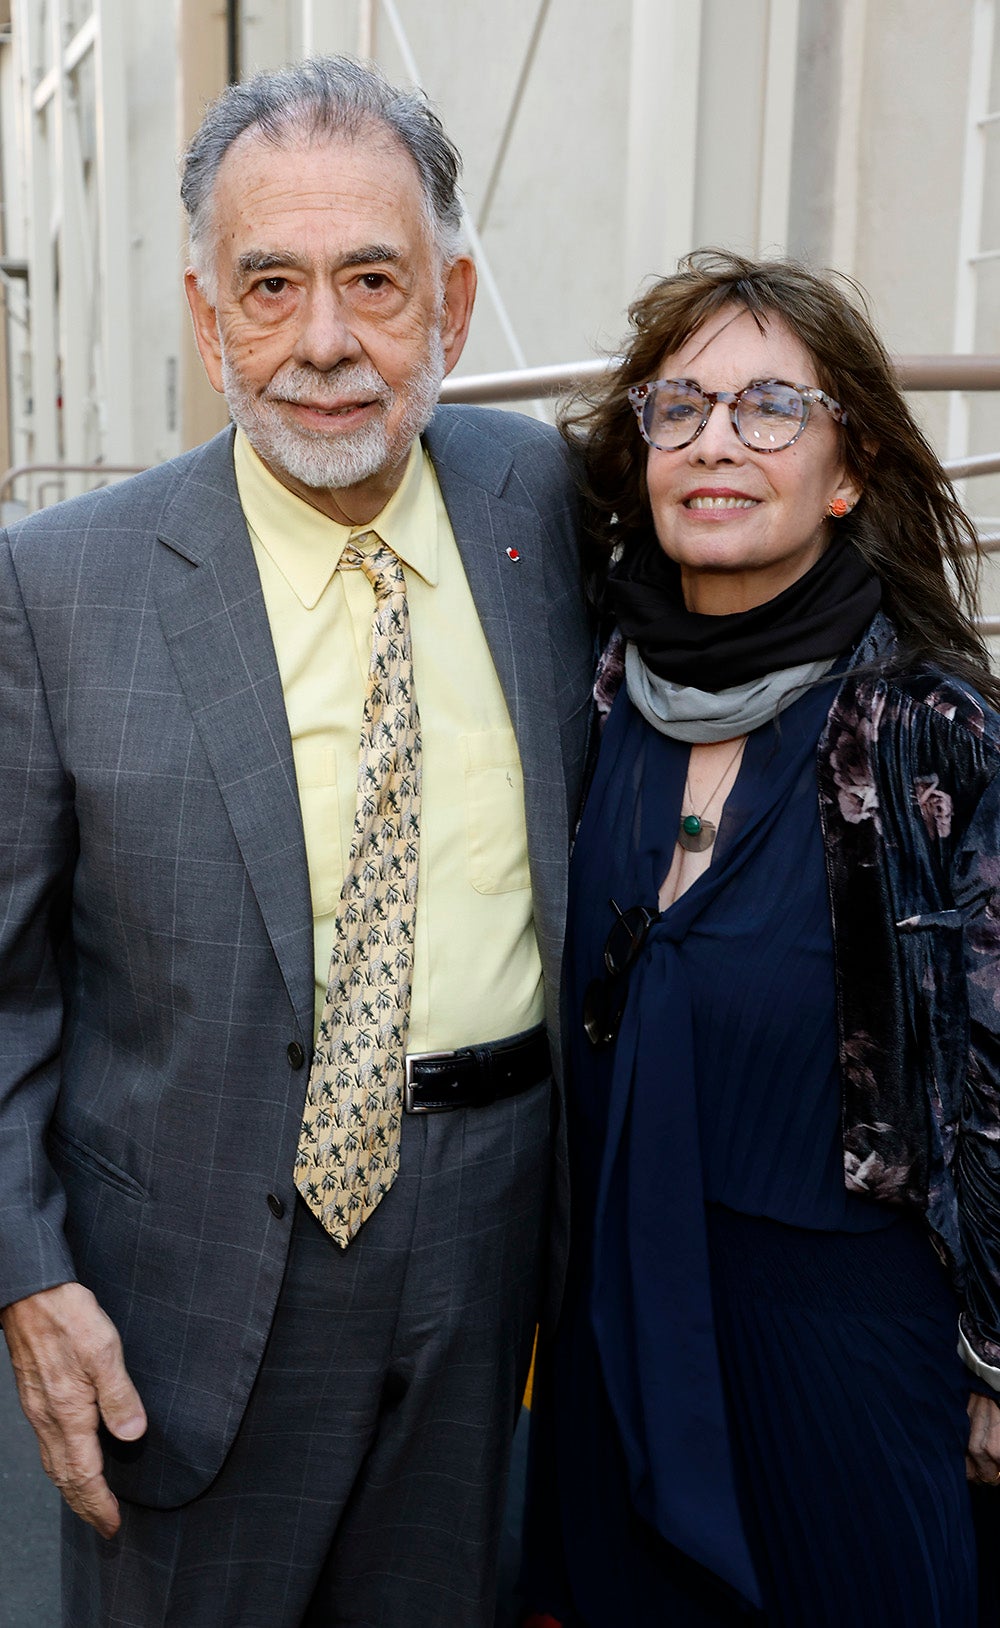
top-left (527, 252), bottom-right (1000, 1626)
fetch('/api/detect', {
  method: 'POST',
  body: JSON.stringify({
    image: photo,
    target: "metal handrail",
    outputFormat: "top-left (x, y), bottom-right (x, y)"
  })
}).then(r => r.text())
top-left (5, 354), bottom-right (1000, 502)
top-left (944, 451), bottom-right (1000, 480)
top-left (439, 352), bottom-right (1000, 406)
top-left (6, 355), bottom-right (1000, 631)
top-left (440, 358), bottom-right (607, 404)
top-left (0, 461), bottom-right (146, 504)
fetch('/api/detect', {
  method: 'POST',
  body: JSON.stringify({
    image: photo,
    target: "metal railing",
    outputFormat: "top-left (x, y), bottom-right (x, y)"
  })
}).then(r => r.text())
top-left (438, 352), bottom-right (1000, 405)
top-left (5, 355), bottom-right (1000, 637)
top-left (6, 354), bottom-right (1000, 506)
top-left (0, 462), bottom-right (146, 506)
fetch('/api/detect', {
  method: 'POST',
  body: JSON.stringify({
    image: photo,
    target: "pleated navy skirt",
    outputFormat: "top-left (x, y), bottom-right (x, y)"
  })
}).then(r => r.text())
top-left (707, 1205), bottom-right (975, 1627)
top-left (538, 1206), bottom-right (976, 1628)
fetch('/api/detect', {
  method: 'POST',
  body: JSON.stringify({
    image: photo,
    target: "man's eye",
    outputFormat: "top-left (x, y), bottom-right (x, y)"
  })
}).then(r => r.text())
top-left (359, 272), bottom-right (388, 291)
top-left (258, 277), bottom-right (287, 295)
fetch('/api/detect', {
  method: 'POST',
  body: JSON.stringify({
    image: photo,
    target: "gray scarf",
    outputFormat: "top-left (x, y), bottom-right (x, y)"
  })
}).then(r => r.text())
top-left (624, 641), bottom-right (836, 744)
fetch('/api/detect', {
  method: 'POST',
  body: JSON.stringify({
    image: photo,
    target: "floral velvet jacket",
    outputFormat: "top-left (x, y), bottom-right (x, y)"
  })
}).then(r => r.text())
top-left (820, 613), bottom-right (1000, 1387)
top-left (599, 612), bottom-right (1000, 1387)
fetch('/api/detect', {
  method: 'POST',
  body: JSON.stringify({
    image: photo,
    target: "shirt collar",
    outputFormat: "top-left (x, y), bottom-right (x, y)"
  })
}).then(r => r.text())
top-left (234, 429), bottom-right (439, 609)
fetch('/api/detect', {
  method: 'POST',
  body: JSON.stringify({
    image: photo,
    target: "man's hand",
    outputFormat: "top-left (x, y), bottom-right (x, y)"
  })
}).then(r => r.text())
top-left (967, 1391), bottom-right (1000, 1485)
top-left (0, 1281), bottom-right (146, 1537)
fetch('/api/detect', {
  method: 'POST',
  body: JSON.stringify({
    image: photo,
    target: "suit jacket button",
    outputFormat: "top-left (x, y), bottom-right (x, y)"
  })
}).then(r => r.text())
top-left (287, 1041), bottom-right (306, 1069)
top-left (267, 1193), bottom-right (285, 1219)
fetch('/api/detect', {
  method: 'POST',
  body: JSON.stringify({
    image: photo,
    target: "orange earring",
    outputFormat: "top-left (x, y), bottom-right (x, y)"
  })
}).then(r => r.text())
top-left (828, 498), bottom-right (850, 518)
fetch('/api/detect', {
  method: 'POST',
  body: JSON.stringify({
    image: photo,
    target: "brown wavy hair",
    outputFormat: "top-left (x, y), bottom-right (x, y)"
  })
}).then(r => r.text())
top-left (563, 248), bottom-right (999, 704)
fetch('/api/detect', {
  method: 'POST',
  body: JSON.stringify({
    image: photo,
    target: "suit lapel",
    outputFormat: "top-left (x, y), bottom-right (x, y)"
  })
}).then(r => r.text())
top-left (424, 414), bottom-right (569, 962)
top-left (152, 432), bottom-right (315, 1034)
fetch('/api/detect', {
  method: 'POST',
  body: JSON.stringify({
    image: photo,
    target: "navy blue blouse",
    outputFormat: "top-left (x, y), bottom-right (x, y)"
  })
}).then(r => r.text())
top-left (564, 673), bottom-right (893, 1607)
top-left (681, 703), bottom-right (892, 1231)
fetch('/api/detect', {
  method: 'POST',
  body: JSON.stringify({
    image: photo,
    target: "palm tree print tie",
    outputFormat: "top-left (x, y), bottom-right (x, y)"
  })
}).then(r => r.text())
top-left (294, 535), bottom-right (421, 1247)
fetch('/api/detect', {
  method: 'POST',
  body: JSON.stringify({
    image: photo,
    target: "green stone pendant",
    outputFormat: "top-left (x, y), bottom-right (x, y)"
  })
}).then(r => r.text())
top-left (678, 813), bottom-right (716, 854)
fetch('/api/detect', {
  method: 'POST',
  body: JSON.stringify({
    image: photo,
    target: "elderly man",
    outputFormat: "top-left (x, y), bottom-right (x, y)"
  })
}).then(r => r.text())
top-left (0, 58), bottom-right (590, 1627)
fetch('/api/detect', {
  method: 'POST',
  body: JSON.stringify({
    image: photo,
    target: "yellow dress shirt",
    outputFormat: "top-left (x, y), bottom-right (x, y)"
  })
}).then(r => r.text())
top-left (234, 429), bottom-right (544, 1051)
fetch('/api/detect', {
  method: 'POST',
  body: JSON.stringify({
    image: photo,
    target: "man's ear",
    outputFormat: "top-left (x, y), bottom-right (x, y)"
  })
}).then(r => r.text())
top-left (439, 255), bottom-right (477, 377)
top-left (184, 269), bottom-right (225, 395)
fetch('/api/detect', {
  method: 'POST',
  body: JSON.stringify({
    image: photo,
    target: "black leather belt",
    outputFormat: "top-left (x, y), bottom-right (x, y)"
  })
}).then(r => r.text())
top-left (403, 1024), bottom-right (550, 1113)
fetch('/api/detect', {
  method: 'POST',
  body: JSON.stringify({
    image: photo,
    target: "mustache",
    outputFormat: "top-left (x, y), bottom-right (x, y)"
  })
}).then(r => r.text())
top-left (263, 363), bottom-right (393, 408)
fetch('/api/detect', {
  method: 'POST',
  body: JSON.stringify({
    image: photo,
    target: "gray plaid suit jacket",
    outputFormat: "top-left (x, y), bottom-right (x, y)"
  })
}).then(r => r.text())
top-left (0, 406), bottom-right (592, 1507)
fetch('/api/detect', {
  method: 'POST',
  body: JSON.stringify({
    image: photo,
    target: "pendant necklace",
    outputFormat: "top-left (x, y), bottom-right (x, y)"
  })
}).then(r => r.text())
top-left (678, 739), bottom-right (746, 854)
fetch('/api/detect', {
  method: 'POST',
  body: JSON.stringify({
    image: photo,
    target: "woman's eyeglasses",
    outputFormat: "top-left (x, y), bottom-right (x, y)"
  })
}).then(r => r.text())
top-left (582, 899), bottom-right (656, 1048)
top-left (628, 377), bottom-right (848, 454)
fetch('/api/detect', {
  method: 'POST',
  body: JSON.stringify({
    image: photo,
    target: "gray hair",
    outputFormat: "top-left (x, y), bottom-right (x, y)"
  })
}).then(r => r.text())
top-left (181, 56), bottom-right (465, 294)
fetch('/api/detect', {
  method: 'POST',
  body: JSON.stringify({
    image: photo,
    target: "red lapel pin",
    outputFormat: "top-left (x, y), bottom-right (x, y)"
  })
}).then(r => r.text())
top-left (506, 547), bottom-right (521, 562)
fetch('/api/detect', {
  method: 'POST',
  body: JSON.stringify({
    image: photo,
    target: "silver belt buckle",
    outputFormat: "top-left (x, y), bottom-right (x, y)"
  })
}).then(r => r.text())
top-left (403, 1048), bottom-right (456, 1113)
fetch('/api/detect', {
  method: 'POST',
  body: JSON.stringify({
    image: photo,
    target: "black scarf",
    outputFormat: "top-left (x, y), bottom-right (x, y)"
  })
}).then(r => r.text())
top-left (605, 533), bottom-right (882, 693)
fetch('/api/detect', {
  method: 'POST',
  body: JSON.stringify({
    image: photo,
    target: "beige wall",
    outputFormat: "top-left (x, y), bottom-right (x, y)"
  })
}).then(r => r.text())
top-left (175, 0), bottom-right (232, 451)
top-left (3, 0), bottom-right (999, 541)
top-left (351, 0), bottom-right (633, 371)
top-left (0, 19), bottom-right (11, 485)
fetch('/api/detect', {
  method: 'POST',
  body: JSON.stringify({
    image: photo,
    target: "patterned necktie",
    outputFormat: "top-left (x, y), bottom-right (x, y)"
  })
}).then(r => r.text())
top-left (294, 535), bottom-right (421, 1247)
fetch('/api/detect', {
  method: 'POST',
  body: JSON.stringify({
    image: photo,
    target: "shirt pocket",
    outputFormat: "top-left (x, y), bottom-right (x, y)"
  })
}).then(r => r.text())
top-left (293, 741), bottom-right (345, 916)
top-left (462, 729), bottom-right (532, 895)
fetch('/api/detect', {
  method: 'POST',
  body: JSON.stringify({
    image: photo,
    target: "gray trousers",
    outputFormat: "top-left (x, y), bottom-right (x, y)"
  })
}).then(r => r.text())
top-left (62, 1082), bottom-right (551, 1628)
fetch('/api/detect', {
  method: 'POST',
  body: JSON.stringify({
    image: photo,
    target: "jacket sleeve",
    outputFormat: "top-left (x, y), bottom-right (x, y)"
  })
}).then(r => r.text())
top-left (0, 529), bottom-right (78, 1306)
top-left (950, 762), bottom-right (1000, 1388)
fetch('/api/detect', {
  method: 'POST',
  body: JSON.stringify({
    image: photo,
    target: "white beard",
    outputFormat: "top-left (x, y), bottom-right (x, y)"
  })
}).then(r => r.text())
top-left (221, 337), bottom-right (445, 492)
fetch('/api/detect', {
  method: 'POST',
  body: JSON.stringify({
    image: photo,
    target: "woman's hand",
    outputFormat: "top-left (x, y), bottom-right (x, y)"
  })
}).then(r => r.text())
top-left (966, 1392), bottom-right (1000, 1483)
